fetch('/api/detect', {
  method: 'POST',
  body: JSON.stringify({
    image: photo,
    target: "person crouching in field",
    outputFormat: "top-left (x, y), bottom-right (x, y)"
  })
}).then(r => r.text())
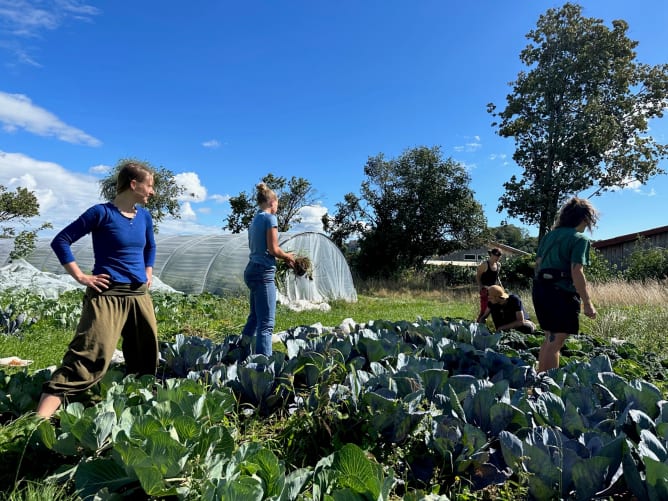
top-left (532, 197), bottom-right (598, 373)
top-left (476, 284), bottom-right (536, 334)
top-left (36, 161), bottom-right (159, 419)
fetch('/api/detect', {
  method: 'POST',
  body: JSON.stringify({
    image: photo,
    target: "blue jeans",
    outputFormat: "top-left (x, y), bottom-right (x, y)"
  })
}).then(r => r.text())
top-left (241, 262), bottom-right (276, 356)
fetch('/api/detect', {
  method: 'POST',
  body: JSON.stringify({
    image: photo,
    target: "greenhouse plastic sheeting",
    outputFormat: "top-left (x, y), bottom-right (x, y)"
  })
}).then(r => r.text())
top-left (10, 232), bottom-right (357, 302)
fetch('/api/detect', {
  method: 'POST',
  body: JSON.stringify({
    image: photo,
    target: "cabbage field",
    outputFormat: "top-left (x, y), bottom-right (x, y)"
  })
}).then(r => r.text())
top-left (2, 291), bottom-right (668, 500)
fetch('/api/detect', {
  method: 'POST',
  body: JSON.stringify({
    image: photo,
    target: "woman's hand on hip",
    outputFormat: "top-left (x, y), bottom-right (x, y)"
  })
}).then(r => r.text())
top-left (79, 273), bottom-right (111, 292)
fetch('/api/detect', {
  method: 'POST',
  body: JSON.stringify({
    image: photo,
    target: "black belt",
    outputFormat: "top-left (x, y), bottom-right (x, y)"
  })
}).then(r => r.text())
top-left (536, 269), bottom-right (570, 281)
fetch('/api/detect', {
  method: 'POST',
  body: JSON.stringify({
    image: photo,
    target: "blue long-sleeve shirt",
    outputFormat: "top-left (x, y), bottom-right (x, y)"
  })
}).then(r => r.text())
top-left (51, 202), bottom-right (156, 283)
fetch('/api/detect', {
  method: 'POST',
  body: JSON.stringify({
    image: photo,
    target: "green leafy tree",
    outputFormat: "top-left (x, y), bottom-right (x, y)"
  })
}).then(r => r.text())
top-left (225, 173), bottom-right (318, 233)
top-left (99, 158), bottom-right (184, 232)
top-left (488, 3), bottom-right (668, 241)
top-left (321, 192), bottom-right (368, 249)
top-left (325, 146), bottom-right (487, 278)
top-left (0, 185), bottom-right (52, 259)
top-left (489, 224), bottom-right (538, 252)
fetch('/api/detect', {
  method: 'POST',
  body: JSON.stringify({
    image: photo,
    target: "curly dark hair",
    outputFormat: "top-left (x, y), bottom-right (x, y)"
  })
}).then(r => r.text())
top-left (553, 197), bottom-right (599, 231)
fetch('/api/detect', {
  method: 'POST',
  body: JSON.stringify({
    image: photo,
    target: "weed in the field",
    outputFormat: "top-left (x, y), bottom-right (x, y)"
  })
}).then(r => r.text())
top-left (1, 480), bottom-right (71, 501)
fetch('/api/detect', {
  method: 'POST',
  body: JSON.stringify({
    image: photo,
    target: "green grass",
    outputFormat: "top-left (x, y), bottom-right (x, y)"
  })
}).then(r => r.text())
top-left (582, 304), bottom-right (668, 353)
top-left (0, 291), bottom-right (476, 371)
top-left (1, 287), bottom-right (666, 375)
top-left (0, 480), bottom-right (71, 501)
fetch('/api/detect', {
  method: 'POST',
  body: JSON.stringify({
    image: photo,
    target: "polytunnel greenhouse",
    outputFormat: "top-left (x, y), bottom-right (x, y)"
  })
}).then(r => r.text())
top-left (9, 232), bottom-right (357, 302)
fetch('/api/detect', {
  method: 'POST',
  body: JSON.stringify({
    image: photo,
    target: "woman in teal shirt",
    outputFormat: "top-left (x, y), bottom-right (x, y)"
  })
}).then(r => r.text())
top-left (532, 197), bottom-right (599, 372)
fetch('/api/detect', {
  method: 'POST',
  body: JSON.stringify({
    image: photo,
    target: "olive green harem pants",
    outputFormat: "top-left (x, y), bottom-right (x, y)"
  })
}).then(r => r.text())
top-left (43, 283), bottom-right (158, 397)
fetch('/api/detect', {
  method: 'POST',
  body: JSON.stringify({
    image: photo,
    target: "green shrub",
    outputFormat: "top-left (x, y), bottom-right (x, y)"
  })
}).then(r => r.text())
top-left (500, 253), bottom-right (535, 289)
top-left (586, 248), bottom-right (622, 283)
top-left (426, 264), bottom-right (476, 287)
top-left (624, 246), bottom-right (668, 282)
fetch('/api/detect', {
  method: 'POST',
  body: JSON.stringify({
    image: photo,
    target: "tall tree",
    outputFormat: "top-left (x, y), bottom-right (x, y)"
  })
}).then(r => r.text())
top-left (321, 192), bottom-right (369, 249)
top-left (489, 223), bottom-right (538, 252)
top-left (488, 3), bottom-right (668, 241)
top-left (225, 173), bottom-right (318, 233)
top-left (324, 146), bottom-right (487, 278)
top-left (99, 158), bottom-right (184, 232)
top-left (0, 185), bottom-right (52, 259)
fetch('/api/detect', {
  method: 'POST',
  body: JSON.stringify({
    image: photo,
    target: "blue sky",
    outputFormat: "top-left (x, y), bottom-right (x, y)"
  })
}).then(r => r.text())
top-left (1, 0), bottom-right (666, 242)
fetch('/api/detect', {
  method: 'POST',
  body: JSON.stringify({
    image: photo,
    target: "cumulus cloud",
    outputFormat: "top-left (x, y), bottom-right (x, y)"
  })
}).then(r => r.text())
top-left (202, 139), bottom-right (221, 149)
top-left (0, 151), bottom-right (103, 232)
top-left (0, 91), bottom-right (101, 145)
top-left (179, 201), bottom-right (197, 220)
top-left (0, 151), bottom-right (231, 236)
top-left (174, 171), bottom-right (207, 202)
top-left (289, 204), bottom-right (327, 233)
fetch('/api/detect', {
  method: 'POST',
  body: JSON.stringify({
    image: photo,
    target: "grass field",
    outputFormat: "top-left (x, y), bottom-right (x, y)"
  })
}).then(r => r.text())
top-left (1, 279), bottom-right (666, 373)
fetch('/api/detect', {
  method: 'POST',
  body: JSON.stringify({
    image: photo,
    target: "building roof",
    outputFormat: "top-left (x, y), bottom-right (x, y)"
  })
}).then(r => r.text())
top-left (592, 225), bottom-right (668, 249)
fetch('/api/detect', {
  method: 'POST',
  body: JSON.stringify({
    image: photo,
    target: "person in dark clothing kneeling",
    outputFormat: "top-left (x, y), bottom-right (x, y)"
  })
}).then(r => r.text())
top-left (477, 285), bottom-right (536, 334)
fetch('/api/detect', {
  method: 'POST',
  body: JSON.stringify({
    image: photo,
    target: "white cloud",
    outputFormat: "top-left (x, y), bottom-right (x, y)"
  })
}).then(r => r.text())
top-left (453, 135), bottom-right (482, 153)
top-left (289, 204), bottom-right (327, 233)
top-left (0, 0), bottom-right (100, 65)
top-left (0, 151), bottom-right (230, 237)
top-left (158, 218), bottom-right (227, 236)
top-left (88, 164), bottom-right (110, 174)
top-left (202, 139), bottom-right (221, 149)
top-left (0, 151), bottom-right (103, 232)
top-left (174, 171), bottom-right (207, 202)
top-left (624, 179), bottom-right (642, 191)
top-left (209, 193), bottom-right (230, 203)
top-left (179, 201), bottom-right (197, 220)
top-left (0, 91), bottom-right (101, 146)
top-left (604, 176), bottom-right (657, 197)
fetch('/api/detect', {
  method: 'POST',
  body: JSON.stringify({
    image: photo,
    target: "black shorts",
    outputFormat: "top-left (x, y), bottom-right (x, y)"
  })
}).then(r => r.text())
top-left (532, 280), bottom-right (581, 334)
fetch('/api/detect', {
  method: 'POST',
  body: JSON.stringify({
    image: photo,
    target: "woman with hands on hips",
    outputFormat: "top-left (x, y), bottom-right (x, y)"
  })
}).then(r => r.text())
top-left (36, 161), bottom-right (159, 418)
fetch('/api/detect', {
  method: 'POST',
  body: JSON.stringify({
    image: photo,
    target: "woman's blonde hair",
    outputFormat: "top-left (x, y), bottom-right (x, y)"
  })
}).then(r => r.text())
top-left (553, 197), bottom-right (599, 232)
top-left (255, 182), bottom-right (277, 206)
